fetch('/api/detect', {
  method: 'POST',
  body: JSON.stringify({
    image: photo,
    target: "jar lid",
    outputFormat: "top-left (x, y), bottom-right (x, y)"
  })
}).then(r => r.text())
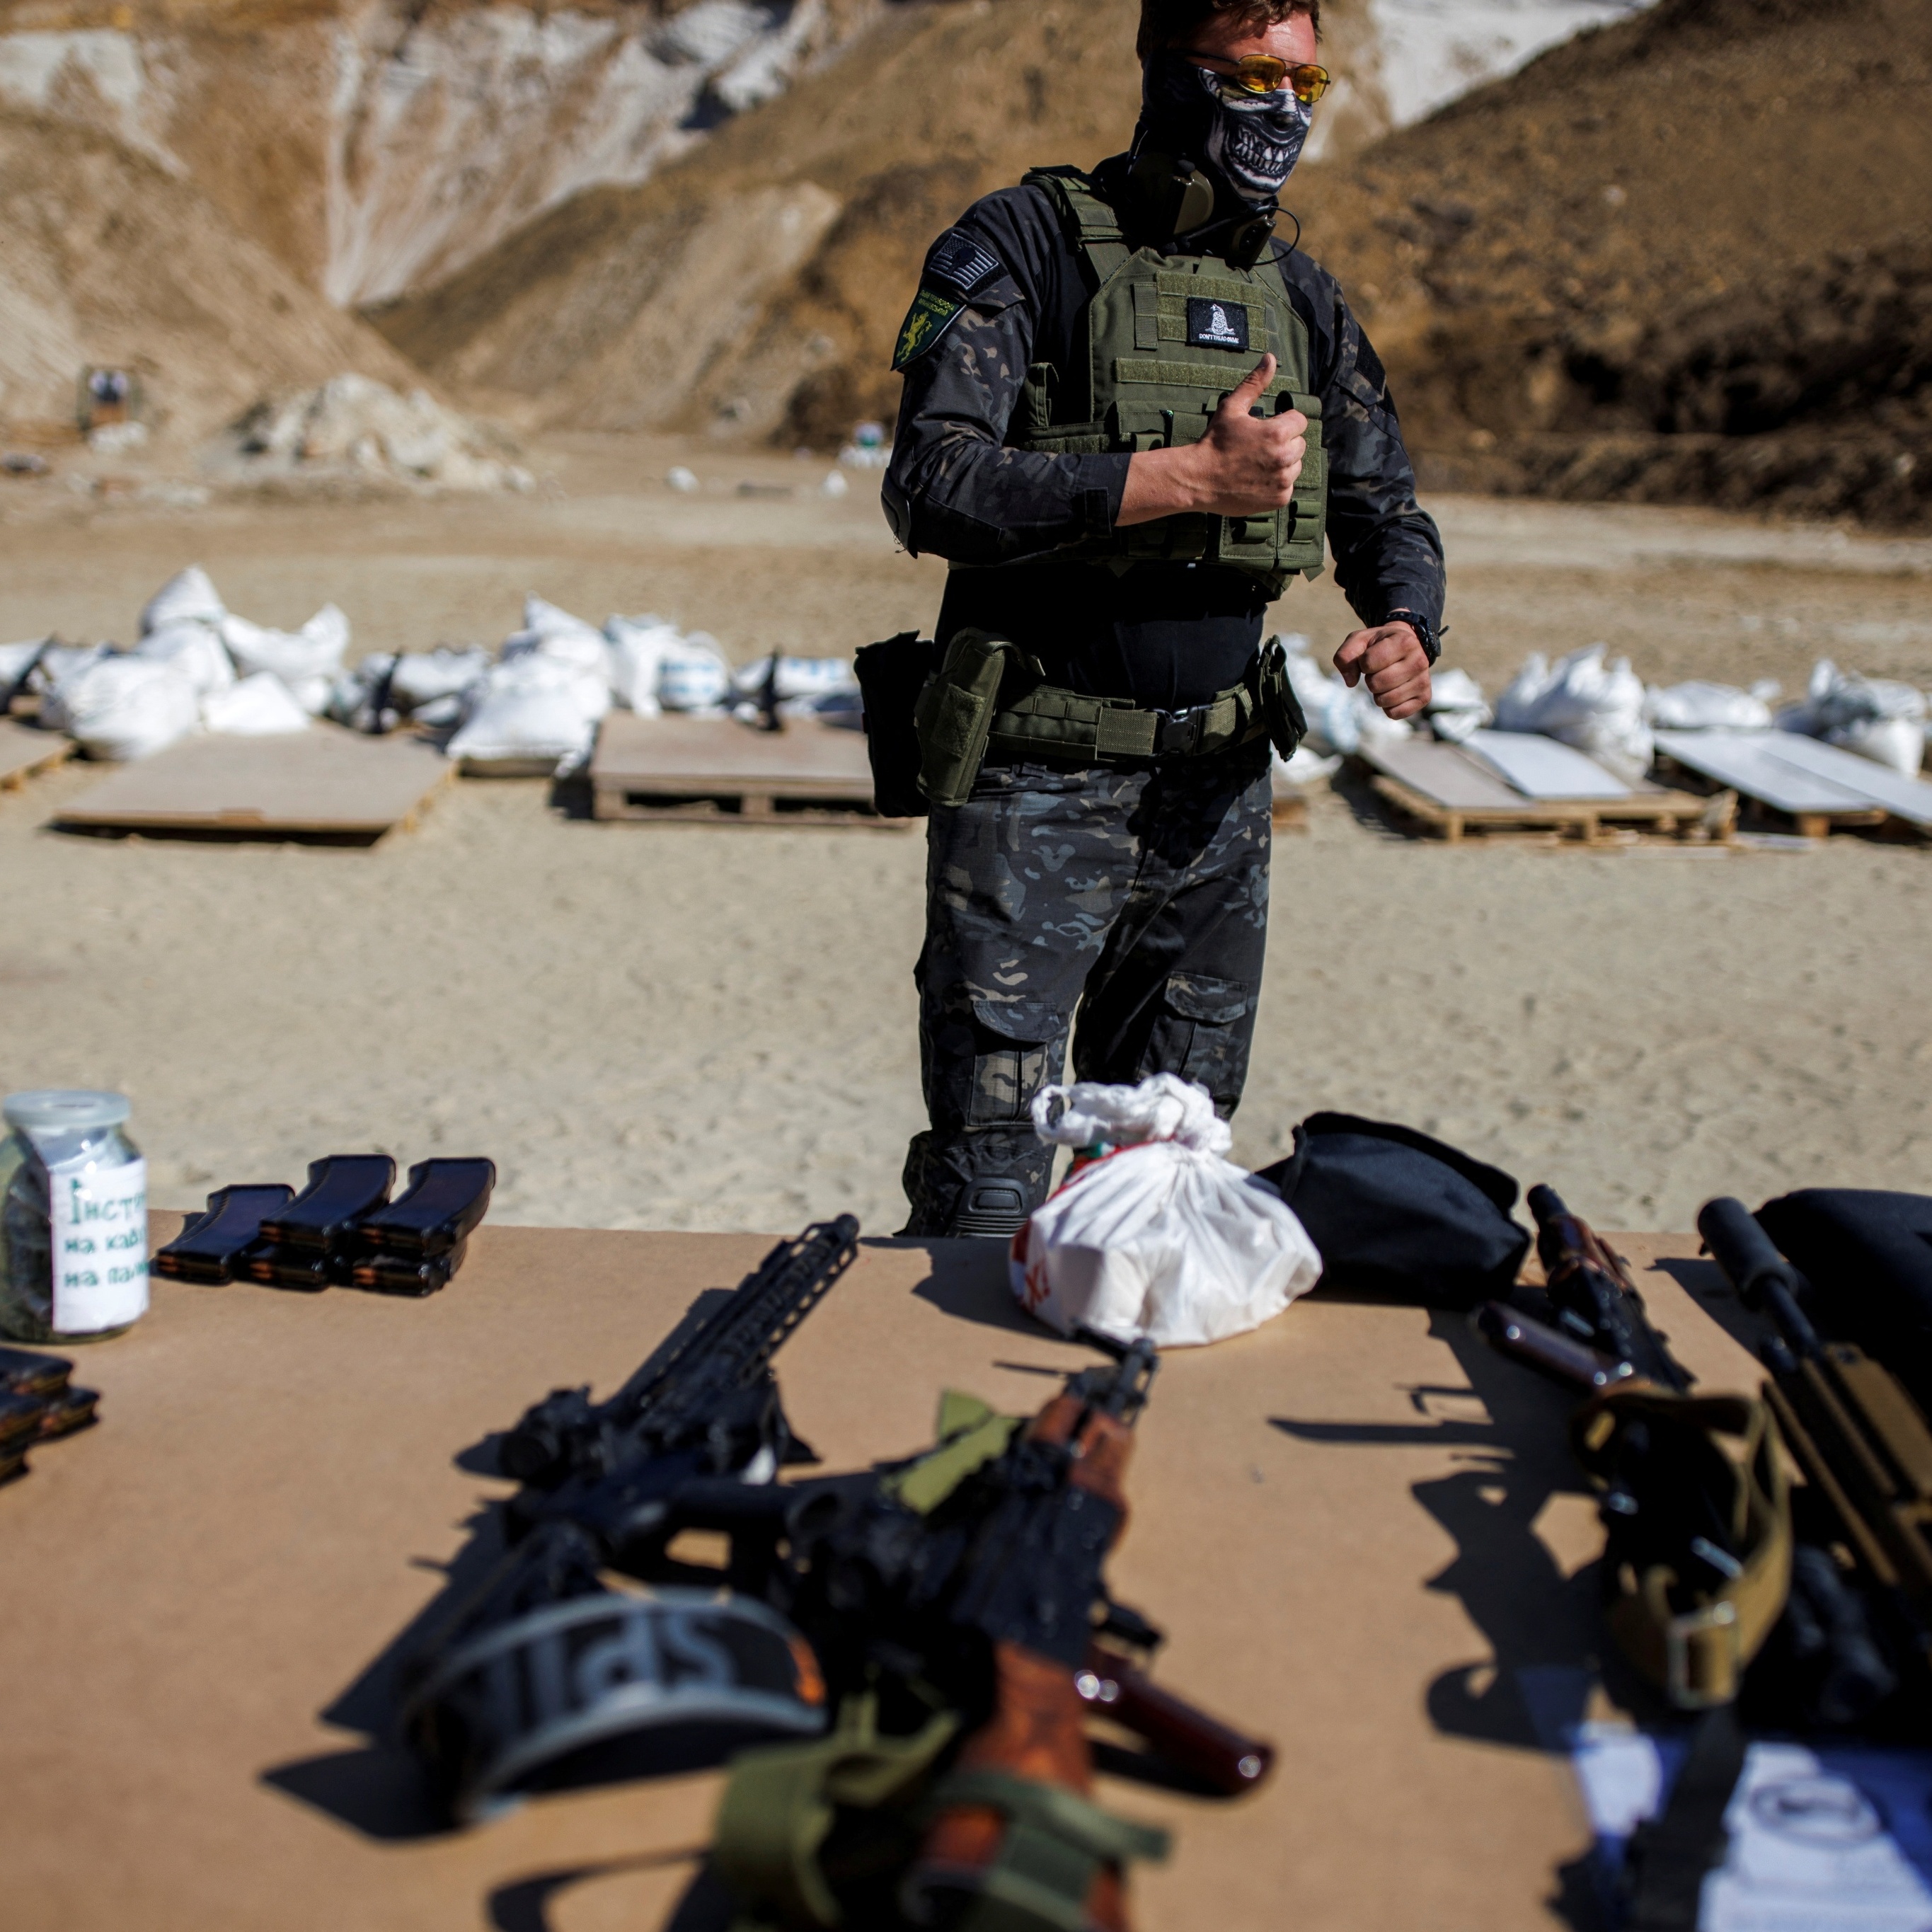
top-left (3, 1089), bottom-right (131, 1132)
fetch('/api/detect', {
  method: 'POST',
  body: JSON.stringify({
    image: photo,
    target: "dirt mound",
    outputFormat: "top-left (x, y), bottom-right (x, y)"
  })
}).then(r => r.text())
top-left (377, 0), bottom-right (1932, 529)
top-left (369, 0), bottom-right (1385, 442)
top-left (0, 108), bottom-right (416, 447)
top-left (1289, 0), bottom-right (1932, 524)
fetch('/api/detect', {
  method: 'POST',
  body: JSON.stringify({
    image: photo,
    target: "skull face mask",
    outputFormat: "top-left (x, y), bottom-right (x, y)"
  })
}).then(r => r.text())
top-left (1138, 52), bottom-right (1315, 209)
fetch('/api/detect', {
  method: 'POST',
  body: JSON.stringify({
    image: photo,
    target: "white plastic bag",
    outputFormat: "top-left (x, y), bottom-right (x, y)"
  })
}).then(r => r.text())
top-left (447, 654), bottom-right (609, 769)
top-left (140, 565), bottom-right (225, 635)
top-left (1645, 680), bottom-right (1778, 731)
top-left (133, 618), bottom-right (235, 698)
top-left (1493, 644), bottom-right (1654, 783)
top-left (1010, 1074), bottom-right (1322, 1348)
top-left (42, 655), bottom-right (201, 760)
top-left (201, 672), bottom-right (310, 736)
top-left (1779, 660), bottom-right (1927, 776)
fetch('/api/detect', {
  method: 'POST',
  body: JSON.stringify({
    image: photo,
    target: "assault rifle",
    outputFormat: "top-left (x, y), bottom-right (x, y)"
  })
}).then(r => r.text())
top-left (899, 1339), bottom-right (1168, 1932)
top-left (1700, 1198), bottom-right (1932, 1668)
top-left (1479, 1188), bottom-right (1894, 1727)
top-left (398, 1215), bottom-right (861, 1819)
top-left (673, 1340), bottom-right (1268, 1932)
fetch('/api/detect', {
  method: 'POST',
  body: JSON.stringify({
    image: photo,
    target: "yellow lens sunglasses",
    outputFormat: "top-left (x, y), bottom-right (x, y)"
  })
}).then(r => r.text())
top-left (1189, 53), bottom-right (1331, 103)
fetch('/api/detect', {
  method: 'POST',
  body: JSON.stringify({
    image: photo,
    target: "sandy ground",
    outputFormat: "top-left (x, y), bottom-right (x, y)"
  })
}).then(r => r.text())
top-left (0, 435), bottom-right (1928, 1238)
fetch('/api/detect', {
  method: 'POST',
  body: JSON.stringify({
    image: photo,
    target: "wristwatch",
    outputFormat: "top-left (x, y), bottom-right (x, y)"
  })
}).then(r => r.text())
top-left (1384, 608), bottom-right (1440, 664)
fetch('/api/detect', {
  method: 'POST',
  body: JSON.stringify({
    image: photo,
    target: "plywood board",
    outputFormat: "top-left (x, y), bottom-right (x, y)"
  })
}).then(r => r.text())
top-left (55, 728), bottom-right (454, 838)
top-left (1365, 737), bottom-right (1529, 810)
top-left (0, 719), bottom-right (73, 788)
top-left (0, 1218), bottom-right (1760, 1932)
top-left (1465, 729), bottom-right (1632, 800)
top-left (590, 713), bottom-right (895, 824)
top-left (1749, 732), bottom-right (1932, 832)
top-left (1653, 729), bottom-right (1883, 818)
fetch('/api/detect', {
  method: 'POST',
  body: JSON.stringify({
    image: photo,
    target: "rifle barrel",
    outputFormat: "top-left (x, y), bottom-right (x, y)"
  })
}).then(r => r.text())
top-left (1698, 1197), bottom-right (1825, 1359)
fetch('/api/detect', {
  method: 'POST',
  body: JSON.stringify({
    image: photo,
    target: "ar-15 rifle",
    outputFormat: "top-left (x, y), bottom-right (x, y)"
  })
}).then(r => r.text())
top-left (1701, 1199), bottom-right (1932, 1674)
top-left (399, 1215), bottom-right (861, 1820)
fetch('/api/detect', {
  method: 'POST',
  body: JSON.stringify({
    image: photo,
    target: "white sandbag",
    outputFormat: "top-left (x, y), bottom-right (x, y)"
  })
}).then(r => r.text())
top-left (1645, 680), bottom-right (1777, 731)
top-left (140, 565), bottom-right (225, 636)
top-left (0, 639), bottom-right (48, 688)
top-left (220, 604), bottom-right (350, 710)
top-left (1778, 660), bottom-right (1927, 776)
top-left (1010, 1074), bottom-right (1323, 1349)
top-left (201, 671), bottom-right (310, 736)
top-left (605, 615), bottom-right (679, 715)
top-left (657, 631), bottom-right (732, 712)
top-left (326, 655), bottom-right (398, 733)
top-left (447, 654), bottom-right (609, 768)
top-left (389, 646), bottom-right (490, 710)
top-left (1493, 644), bottom-right (1654, 784)
top-left (42, 655), bottom-right (201, 761)
top-left (23, 642), bottom-right (111, 698)
top-left (1424, 666), bottom-right (1491, 744)
top-left (730, 654), bottom-right (860, 701)
top-left (503, 597), bottom-right (611, 679)
top-left (133, 619), bottom-right (235, 698)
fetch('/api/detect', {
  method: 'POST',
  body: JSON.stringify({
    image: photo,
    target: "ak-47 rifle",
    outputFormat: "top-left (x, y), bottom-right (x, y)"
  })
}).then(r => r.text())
top-left (1700, 1198), bottom-right (1932, 1674)
top-left (1478, 1187), bottom-right (1894, 1727)
top-left (898, 1339), bottom-right (1169, 1932)
top-left (668, 1340), bottom-right (1267, 1932)
top-left (398, 1215), bottom-right (861, 1820)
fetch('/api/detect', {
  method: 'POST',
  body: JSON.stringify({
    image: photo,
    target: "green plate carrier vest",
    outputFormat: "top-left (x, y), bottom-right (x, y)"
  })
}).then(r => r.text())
top-left (1013, 166), bottom-right (1328, 598)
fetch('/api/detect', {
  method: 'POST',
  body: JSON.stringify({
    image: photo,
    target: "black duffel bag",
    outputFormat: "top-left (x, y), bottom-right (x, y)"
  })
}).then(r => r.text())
top-left (1757, 1188), bottom-right (1932, 1411)
top-left (1252, 1112), bottom-right (1531, 1309)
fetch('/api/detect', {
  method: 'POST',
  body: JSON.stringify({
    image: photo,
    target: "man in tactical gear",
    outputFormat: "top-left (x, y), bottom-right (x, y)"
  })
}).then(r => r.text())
top-left (883, 0), bottom-right (1445, 1239)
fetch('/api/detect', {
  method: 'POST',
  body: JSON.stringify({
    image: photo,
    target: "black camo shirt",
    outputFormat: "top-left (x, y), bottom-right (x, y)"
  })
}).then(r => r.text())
top-left (882, 163), bottom-right (1447, 711)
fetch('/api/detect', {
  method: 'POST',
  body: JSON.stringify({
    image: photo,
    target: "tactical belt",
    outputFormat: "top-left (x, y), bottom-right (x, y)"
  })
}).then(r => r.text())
top-left (913, 628), bottom-right (1302, 807)
top-left (984, 680), bottom-right (1266, 769)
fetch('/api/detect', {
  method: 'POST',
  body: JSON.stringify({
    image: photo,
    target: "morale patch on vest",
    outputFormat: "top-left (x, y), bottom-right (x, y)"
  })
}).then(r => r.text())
top-left (1187, 297), bottom-right (1250, 352)
top-left (924, 228), bottom-right (1001, 299)
top-left (893, 288), bottom-right (966, 371)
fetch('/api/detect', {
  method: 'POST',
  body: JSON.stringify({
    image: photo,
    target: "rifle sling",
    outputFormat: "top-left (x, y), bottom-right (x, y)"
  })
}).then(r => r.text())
top-left (1572, 1388), bottom-right (1793, 1708)
top-left (1621, 1703), bottom-right (1747, 1932)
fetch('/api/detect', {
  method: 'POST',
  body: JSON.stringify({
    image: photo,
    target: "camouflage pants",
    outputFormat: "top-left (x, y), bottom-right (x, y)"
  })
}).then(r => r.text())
top-left (902, 742), bottom-right (1273, 1238)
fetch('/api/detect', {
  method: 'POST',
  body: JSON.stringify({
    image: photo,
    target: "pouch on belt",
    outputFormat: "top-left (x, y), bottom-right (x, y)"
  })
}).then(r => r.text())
top-left (854, 631), bottom-right (938, 820)
top-left (912, 628), bottom-right (1034, 810)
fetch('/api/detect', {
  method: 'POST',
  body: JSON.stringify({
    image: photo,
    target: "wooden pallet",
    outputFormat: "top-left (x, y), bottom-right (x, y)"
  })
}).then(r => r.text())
top-left (1655, 730), bottom-right (1932, 840)
top-left (590, 713), bottom-right (909, 827)
top-left (1364, 739), bottom-right (1720, 844)
top-left (56, 728), bottom-right (454, 841)
top-left (0, 721), bottom-right (73, 791)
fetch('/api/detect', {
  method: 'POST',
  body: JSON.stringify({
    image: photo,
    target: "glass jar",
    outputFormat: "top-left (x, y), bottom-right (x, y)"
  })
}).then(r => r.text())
top-left (0, 1090), bottom-right (148, 1342)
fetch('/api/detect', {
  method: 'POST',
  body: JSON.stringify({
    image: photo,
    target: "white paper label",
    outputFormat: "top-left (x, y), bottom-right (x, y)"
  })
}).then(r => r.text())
top-left (50, 1157), bottom-right (148, 1333)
